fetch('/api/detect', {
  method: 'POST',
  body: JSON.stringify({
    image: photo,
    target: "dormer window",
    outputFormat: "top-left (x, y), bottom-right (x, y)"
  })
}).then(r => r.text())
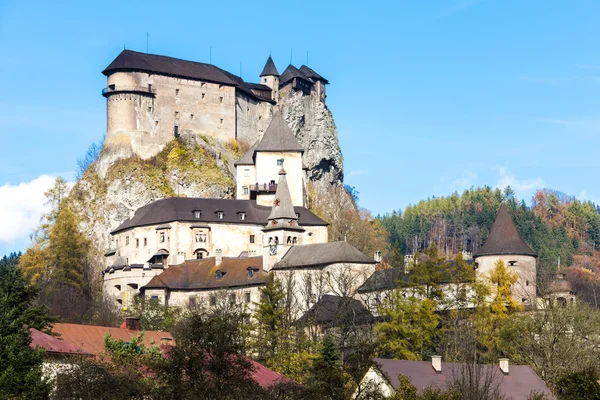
top-left (216, 270), bottom-right (225, 280)
top-left (194, 210), bottom-right (201, 219)
top-left (239, 212), bottom-right (246, 221)
top-left (277, 159), bottom-right (283, 166)
top-left (217, 211), bottom-right (224, 220)
top-left (247, 268), bottom-right (256, 278)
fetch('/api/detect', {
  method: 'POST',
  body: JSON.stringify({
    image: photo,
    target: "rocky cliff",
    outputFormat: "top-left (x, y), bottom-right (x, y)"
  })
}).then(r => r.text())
top-left (70, 90), bottom-right (344, 259)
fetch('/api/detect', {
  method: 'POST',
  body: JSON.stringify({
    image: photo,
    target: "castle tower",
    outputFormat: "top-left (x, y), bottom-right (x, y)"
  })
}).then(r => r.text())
top-left (262, 163), bottom-right (304, 271)
top-left (260, 56), bottom-right (280, 102)
top-left (473, 204), bottom-right (538, 306)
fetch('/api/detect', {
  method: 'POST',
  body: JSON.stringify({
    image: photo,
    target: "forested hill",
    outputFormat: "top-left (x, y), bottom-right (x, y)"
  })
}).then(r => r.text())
top-left (378, 187), bottom-right (600, 272)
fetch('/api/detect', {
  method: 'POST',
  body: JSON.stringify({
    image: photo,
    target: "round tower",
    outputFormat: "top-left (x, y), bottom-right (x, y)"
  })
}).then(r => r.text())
top-left (260, 56), bottom-right (280, 102)
top-left (473, 204), bottom-right (538, 306)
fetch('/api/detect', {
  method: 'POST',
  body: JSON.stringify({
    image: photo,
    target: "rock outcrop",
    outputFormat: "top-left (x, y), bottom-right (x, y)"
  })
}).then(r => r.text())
top-left (70, 92), bottom-right (344, 260)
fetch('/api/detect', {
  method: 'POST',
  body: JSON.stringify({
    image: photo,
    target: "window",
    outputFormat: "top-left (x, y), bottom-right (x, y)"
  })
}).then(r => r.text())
top-left (248, 268), bottom-right (255, 278)
top-left (239, 213), bottom-right (246, 220)
top-left (210, 295), bottom-right (217, 306)
top-left (115, 285), bottom-right (121, 291)
top-left (526, 280), bottom-right (530, 286)
top-left (229, 293), bottom-right (236, 304)
top-left (175, 111), bottom-right (179, 118)
top-left (195, 233), bottom-right (206, 243)
top-left (174, 125), bottom-right (179, 137)
top-left (144, 238), bottom-right (147, 246)
top-left (295, 213), bottom-right (300, 218)
top-left (245, 292), bottom-right (251, 303)
top-left (220, 118), bottom-right (224, 124)
top-left (202, 93), bottom-right (205, 99)
top-left (190, 114), bottom-right (194, 120)
top-left (201, 82), bottom-right (206, 87)
top-left (126, 236), bottom-right (129, 245)
top-left (189, 297), bottom-right (196, 308)
top-left (155, 120), bottom-right (159, 126)
top-left (259, 115), bottom-right (262, 120)
top-left (148, 84), bottom-right (152, 92)
top-left (148, 105), bottom-right (153, 112)
top-left (217, 212), bottom-right (224, 220)
top-left (151, 295), bottom-right (158, 301)
top-left (160, 232), bottom-right (165, 243)
top-left (175, 88), bottom-right (180, 96)
top-left (219, 97), bottom-right (223, 103)
top-left (263, 78), bottom-right (267, 83)
top-left (135, 238), bottom-right (139, 248)
top-left (277, 159), bottom-right (283, 166)
top-left (249, 235), bottom-right (255, 244)
top-left (219, 84), bottom-right (223, 89)
top-left (508, 261), bottom-right (518, 267)
top-left (244, 168), bottom-right (250, 177)
top-left (216, 271), bottom-right (224, 280)
top-left (243, 187), bottom-right (248, 195)
top-left (194, 211), bottom-right (201, 219)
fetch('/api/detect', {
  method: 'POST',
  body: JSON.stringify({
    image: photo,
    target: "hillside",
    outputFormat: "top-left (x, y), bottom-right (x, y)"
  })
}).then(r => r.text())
top-left (69, 89), bottom-right (344, 263)
top-left (379, 187), bottom-right (600, 274)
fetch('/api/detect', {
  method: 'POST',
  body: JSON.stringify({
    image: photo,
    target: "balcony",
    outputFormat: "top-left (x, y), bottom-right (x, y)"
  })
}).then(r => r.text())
top-left (250, 183), bottom-right (277, 193)
top-left (102, 85), bottom-right (157, 98)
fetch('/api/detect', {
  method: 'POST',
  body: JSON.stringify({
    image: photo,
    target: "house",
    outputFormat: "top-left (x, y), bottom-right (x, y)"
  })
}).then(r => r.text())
top-left (357, 357), bottom-right (555, 399)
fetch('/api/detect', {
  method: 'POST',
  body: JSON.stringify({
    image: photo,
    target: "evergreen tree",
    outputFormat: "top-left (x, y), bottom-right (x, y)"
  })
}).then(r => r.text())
top-left (0, 255), bottom-right (53, 399)
top-left (253, 274), bottom-right (286, 364)
top-left (307, 335), bottom-right (349, 400)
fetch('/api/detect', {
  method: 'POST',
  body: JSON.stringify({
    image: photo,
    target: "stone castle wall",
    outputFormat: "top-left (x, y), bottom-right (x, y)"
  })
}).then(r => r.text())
top-left (474, 254), bottom-right (537, 304)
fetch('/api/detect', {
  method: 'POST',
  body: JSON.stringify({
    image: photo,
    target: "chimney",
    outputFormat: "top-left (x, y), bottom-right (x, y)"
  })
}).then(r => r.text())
top-left (125, 317), bottom-right (141, 331)
top-left (499, 358), bottom-right (509, 375)
top-left (431, 355), bottom-right (442, 373)
top-left (215, 249), bottom-right (223, 265)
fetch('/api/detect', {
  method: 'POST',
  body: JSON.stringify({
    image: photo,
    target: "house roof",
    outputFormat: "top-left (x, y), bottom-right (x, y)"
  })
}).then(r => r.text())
top-left (234, 140), bottom-right (259, 166)
top-left (260, 56), bottom-right (280, 77)
top-left (254, 112), bottom-right (304, 153)
top-left (51, 323), bottom-right (173, 357)
top-left (272, 241), bottom-right (377, 270)
top-left (279, 64), bottom-right (312, 86)
top-left (111, 198), bottom-right (327, 234)
top-left (299, 65), bottom-right (329, 84)
top-left (474, 204), bottom-right (537, 257)
top-left (250, 359), bottom-right (290, 388)
top-left (30, 328), bottom-right (93, 357)
top-left (296, 295), bottom-right (374, 326)
top-left (372, 358), bottom-right (555, 399)
top-left (358, 268), bottom-right (405, 293)
top-left (102, 50), bottom-right (275, 104)
top-left (142, 256), bottom-right (268, 291)
top-left (264, 166), bottom-right (303, 232)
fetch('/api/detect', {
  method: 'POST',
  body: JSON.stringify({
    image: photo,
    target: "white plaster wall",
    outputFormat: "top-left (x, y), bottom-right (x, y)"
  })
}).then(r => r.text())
top-left (236, 165), bottom-right (256, 200)
top-left (161, 286), bottom-right (263, 312)
top-left (474, 254), bottom-right (537, 305)
top-left (103, 267), bottom-right (163, 306)
top-left (255, 152), bottom-right (304, 207)
top-left (353, 367), bottom-right (394, 399)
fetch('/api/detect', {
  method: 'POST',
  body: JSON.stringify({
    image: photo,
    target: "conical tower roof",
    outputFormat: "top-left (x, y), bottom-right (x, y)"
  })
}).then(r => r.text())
top-left (475, 204), bottom-right (537, 257)
top-left (264, 165), bottom-right (304, 232)
top-left (260, 56), bottom-right (280, 77)
top-left (255, 112), bottom-right (304, 153)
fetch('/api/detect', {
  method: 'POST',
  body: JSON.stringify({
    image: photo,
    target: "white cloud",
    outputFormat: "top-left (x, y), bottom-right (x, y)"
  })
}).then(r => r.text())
top-left (495, 167), bottom-right (544, 198)
top-left (450, 172), bottom-right (477, 190)
top-left (0, 175), bottom-right (59, 245)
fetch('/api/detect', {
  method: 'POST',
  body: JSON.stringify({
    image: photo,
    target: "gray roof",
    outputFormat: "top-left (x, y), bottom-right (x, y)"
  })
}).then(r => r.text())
top-left (358, 268), bottom-right (405, 293)
top-left (299, 65), bottom-right (329, 84)
top-left (255, 112), bottom-right (304, 153)
top-left (373, 358), bottom-right (555, 399)
top-left (234, 141), bottom-right (259, 166)
top-left (102, 50), bottom-right (275, 104)
top-left (279, 64), bottom-right (313, 86)
top-left (111, 198), bottom-right (327, 234)
top-left (474, 204), bottom-right (537, 257)
top-left (272, 241), bottom-right (377, 270)
top-left (296, 295), bottom-right (374, 327)
top-left (264, 166), bottom-right (303, 232)
top-left (260, 56), bottom-right (280, 77)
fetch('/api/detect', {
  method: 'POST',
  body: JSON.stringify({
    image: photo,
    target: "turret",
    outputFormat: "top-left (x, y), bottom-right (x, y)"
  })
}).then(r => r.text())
top-left (262, 162), bottom-right (304, 271)
top-left (260, 56), bottom-right (280, 102)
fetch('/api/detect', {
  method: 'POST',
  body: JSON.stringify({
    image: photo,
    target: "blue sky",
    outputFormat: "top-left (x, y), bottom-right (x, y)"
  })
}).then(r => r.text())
top-left (1, 0), bottom-right (600, 255)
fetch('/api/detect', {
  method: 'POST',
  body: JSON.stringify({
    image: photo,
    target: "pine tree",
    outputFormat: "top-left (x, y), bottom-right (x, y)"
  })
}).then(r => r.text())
top-left (0, 255), bottom-right (53, 399)
top-left (307, 335), bottom-right (349, 400)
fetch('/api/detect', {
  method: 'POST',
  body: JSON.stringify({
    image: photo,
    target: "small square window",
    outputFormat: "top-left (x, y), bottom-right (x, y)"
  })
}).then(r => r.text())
top-left (249, 235), bottom-right (255, 244)
top-left (244, 168), bottom-right (250, 177)
top-left (239, 213), bottom-right (246, 220)
top-left (175, 111), bottom-right (179, 118)
top-left (263, 78), bottom-right (267, 83)
top-left (155, 120), bottom-right (159, 126)
top-left (135, 238), bottom-right (139, 248)
top-left (175, 88), bottom-right (180, 96)
top-left (195, 211), bottom-right (201, 219)
top-left (259, 115), bottom-right (262, 120)
top-left (217, 212), bottom-right (224, 220)
top-left (220, 119), bottom-right (224, 124)
top-left (202, 93), bottom-right (205, 99)
top-left (148, 105), bottom-right (153, 112)
top-left (219, 97), bottom-right (223, 103)
top-left (243, 187), bottom-right (248, 195)
top-left (277, 159), bottom-right (283, 166)
top-left (201, 82), bottom-right (206, 87)
top-left (190, 114), bottom-right (194, 120)
top-left (160, 232), bottom-right (165, 243)
top-left (144, 238), bottom-right (147, 246)
top-left (151, 295), bottom-right (158, 300)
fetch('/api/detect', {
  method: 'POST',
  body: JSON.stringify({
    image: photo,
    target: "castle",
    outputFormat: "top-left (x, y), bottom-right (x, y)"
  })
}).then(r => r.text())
top-left (102, 50), bottom-right (328, 159)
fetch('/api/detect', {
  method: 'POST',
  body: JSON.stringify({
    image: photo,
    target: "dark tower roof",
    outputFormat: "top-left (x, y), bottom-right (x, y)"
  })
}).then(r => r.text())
top-left (264, 165), bottom-right (303, 232)
top-left (299, 65), bottom-right (329, 84)
top-left (475, 204), bottom-right (537, 257)
top-left (255, 112), bottom-right (304, 153)
top-left (260, 56), bottom-right (280, 77)
top-left (279, 64), bottom-right (312, 86)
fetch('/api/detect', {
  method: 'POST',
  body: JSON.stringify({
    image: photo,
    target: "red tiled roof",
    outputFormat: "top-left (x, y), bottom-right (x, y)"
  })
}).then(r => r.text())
top-left (51, 323), bottom-right (173, 356)
top-left (30, 328), bottom-right (92, 357)
top-left (249, 359), bottom-right (290, 388)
